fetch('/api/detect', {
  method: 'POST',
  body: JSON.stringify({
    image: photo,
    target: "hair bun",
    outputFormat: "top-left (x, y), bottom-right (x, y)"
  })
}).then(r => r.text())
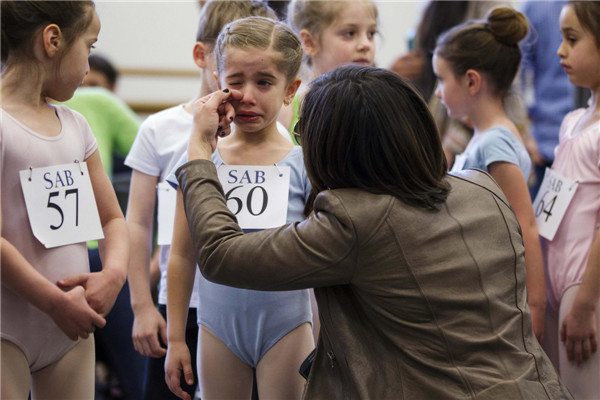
top-left (486, 7), bottom-right (528, 46)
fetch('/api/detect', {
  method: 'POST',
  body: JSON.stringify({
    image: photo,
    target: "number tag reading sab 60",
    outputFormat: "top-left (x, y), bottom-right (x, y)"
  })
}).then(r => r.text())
top-left (217, 165), bottom-right (290, 230)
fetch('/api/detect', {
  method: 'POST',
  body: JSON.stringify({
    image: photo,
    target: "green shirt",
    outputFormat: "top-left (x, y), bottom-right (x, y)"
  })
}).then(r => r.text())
top-left (62, 87), bottom-right (140, 178)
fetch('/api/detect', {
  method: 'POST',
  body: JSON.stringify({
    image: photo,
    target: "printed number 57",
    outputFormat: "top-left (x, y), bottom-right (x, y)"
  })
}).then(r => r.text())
top-left (47, 189), bottom-right (79, 230)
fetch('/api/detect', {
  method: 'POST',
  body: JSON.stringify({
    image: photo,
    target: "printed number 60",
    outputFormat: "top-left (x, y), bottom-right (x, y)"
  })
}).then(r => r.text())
top-left (225, 185), bottom-right (268, 216)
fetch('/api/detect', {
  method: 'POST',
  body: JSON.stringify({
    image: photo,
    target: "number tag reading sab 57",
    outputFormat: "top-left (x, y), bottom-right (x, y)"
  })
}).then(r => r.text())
top-left (19, 162), bottom-right (104, 248)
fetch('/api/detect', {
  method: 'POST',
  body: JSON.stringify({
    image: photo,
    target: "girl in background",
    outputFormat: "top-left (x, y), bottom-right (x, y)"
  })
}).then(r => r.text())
top-left (165, 16), bottom-right (314, 400)
top-left (433, 7), bottom-right (546, 342)
top-left (545, 2), bottom-right (600, 398)
top-left (280, 0), bottom-right (378, 136)
top-left (1, 1), bottom-right (128, 398)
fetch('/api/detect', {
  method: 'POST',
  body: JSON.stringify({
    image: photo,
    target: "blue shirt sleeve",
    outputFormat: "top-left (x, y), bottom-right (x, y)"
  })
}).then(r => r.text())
top-left (166, 152), bottom-right (189, 189)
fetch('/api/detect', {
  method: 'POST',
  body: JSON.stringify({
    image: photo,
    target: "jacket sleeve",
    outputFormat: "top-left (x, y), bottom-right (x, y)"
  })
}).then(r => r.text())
top-left (176, 159), bottom-right (358, 291)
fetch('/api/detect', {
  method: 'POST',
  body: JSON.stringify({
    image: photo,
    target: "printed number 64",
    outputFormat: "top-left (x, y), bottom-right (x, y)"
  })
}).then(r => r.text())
top-left (534, 190), bottom-right (557, 223)
top-left (47, 189), bottom-right (79, 230)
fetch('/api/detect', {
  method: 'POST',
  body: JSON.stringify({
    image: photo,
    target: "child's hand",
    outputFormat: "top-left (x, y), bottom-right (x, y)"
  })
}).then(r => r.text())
top-left (57, 269), bottom-right (124, 316)
top-left (50, 285), bottom-right (106, 340)
top-left (165, 340), bottom-right (194, 400)
top-left (189, 89), bottom-right (243, 160)
top-left (560, 305), bottom-right (598, 365)
top-left (132, 304), bottom-right (168, 358)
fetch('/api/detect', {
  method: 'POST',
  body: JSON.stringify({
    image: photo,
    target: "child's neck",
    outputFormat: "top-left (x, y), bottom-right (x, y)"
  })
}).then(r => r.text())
top-left (588, 89), bottom-right (599, 114)
top-left (469, 95), bottom-right (514, 135)
top-left (1, 66), bottom-right (49, 111)
top-left (219, 121), bottom-right (293, 166)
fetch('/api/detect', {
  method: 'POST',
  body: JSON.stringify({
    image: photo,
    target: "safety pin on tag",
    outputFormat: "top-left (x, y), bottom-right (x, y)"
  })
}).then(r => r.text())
top-left (274, 163), bottom-right (283, 177)
top-left (74, 160), bottom-right (84, 176)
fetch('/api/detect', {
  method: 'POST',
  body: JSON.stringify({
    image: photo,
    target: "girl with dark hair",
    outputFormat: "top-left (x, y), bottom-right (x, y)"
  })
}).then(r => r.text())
top-left (433, 7), bottom-right (546, 343)
top-left (544, 2), bottom-right (600, 397)
top-left (172, 65), bottom-right (572, 399)
top-left (1, 1), bottom-right (128, 398)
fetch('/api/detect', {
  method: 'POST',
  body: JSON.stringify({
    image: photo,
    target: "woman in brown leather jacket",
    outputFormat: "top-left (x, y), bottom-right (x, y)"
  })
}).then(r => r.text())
top-left (173, 66), bottom-right (571, 399)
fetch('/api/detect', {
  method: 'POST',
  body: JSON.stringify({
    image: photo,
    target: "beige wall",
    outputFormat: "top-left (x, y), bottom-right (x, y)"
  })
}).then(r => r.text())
top-left (94, 1), bottom-right (517, 111)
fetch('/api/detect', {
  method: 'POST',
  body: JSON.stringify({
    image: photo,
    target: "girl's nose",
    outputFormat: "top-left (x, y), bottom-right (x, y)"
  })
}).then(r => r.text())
top-left (358, 33), bottom-right (372, 52)
top-left (557, 40), bottom-right (566, 58)
top-left (240, 86), bottom-right (257, 105)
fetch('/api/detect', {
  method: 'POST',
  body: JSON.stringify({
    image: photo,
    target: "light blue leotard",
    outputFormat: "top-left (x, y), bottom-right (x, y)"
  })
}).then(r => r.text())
top-left (169, 146), bottom-right (312, 367)
top-left (451, 125), bottom-right (531, 179)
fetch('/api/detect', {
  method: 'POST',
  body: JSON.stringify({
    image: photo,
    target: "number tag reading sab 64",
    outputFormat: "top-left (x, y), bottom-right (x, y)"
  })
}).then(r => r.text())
top-left (19, 162), bottom-right (104, 248)
top-left (532, 167), bottom-right (578, 241)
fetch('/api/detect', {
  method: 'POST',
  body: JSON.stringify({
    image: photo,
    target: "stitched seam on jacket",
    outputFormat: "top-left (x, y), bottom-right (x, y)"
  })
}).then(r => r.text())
top-left (450, 169), bottom-right (513, 210)
top-left (445, 197), bottom-right (517, 398)
top-left (388, 217), bottom-right (475, 399)
top-left (329, 191), bottom-right (361, 283)
top-left (492, 195), bottom-right (551, 400)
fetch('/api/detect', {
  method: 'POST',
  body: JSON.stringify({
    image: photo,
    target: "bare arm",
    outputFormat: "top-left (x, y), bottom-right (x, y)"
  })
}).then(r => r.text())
top-left (165, 188), bottom-right (197, 400)
top-left (126, 169), bottom-right (168, 358)
top-left (489, 161), bottom-right (546, 342)
top-left (58, 150), bottom-right (128, 316)
top-left (560, 230), bottom-right (600, 364)
top-left (1, 190), bottom-right (105, 339)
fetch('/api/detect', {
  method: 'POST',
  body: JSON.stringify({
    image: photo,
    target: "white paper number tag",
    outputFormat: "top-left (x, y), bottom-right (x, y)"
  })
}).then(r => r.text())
top-left (533, 167), bottom-right (578, 241)
top-left (217, 165), bottom-right (290, 230)
top-left (157, 181), bottom-right (177, 245)
top-left (19, 162), bottom-right (104, 248)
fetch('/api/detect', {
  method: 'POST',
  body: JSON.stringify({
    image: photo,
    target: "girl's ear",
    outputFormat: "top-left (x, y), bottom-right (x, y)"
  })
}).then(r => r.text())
top-left (299, 29), bottom-right (319, 57)
top-left (284, 78), bottom-right (302, 105)
top-left (42, 24), bottom-right (62, 58)
top-left (193, 42), bottom-right (208, 68)
top-left (465, 69), bottom-right (482, 95)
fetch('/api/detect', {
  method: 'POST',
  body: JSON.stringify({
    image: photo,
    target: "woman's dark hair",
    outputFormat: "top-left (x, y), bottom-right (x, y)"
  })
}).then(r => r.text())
top-left (569, 1), bottom-right (600, 48)
top-left (298, 65), bottom-right (449, 211)
top-left (88, 54), bottom-right (118, 87)
top-left (1, 1), bottom-right (95, 63)
top-left (434, 7), bottom-right (528, 96)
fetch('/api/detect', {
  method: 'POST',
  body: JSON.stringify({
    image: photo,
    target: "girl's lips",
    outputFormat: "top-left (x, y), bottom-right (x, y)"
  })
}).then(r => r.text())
top-left (353, 59), bottom-right (371, 65)
top-left (560, 63), bottom-right (572, 72)
top-left (236, 111), bottom-right (260, 122)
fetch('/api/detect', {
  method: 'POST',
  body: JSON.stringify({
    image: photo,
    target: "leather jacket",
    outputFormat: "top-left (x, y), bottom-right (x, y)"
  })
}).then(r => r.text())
top-left (177, 160), bottom-right (571, 400)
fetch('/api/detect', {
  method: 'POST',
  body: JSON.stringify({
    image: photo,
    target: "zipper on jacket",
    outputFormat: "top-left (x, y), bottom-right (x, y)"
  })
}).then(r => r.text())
top-left (327, 351), bottom-right (336, 369)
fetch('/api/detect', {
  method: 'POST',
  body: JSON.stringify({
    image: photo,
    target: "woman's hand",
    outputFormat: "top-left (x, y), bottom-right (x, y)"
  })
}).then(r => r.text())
top-left (189, 89), bottom-right (242, 160)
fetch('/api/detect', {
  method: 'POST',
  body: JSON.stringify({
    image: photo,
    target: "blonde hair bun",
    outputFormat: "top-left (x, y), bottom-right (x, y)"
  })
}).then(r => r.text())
top-left (486, 7), bottom-right (528, 46)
